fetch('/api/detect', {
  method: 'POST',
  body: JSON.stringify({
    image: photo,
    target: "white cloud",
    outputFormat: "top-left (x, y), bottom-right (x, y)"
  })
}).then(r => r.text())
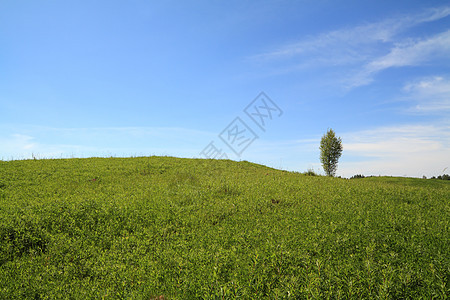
top-left (0, 134), bottom-right (36, 154)
top-left (18, 134), bottom-right (35, 147)
top-left (4, 124), bottom-right (448, 178)
top-left (251, 6), bottom-right (450, 88)
top-left (254, 6), bottom-right (450, 61)
top-left (0, 126), bottom-right (213, 160)
top-left (251, 22), bottom-right (392, 68)
top-left (402, 76), bottom-right (450, 112)
top-left (350, 30), bottom-right (450, 87)
top-left (339, 124), bottom-right (450, 177)
top-left (417, 6), bottom-right (450, 23)
top-left (0, 132), bottom-right (95, 160)
top-left (233, 124), bottom-right (450, 177)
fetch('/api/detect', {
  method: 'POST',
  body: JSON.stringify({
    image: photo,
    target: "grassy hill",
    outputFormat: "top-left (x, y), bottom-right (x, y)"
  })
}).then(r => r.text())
top-left (0, 157), bottom-right (448, 299)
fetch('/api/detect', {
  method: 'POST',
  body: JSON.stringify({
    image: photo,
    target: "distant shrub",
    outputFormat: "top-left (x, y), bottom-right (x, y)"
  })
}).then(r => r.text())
top-left (438, 174), bottom-right (450, 180)
top-left (303, 168), bottom-right (317, 176)
top-left (430, 174), bottom-right (450, 180)
top-left (350, 174), bottom-right (365, 179)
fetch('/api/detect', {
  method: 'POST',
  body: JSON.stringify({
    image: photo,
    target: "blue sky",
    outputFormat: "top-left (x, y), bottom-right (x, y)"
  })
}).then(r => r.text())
top-left (1, 0), bottom-right (449, 177)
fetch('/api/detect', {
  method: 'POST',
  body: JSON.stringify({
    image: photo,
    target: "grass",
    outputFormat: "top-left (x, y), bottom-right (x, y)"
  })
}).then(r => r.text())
top-left (0, 156), bottom-right (448, 299)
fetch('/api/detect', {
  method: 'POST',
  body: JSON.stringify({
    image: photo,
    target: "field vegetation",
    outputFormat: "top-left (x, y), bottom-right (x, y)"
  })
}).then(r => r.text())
top-left (0, 157), bottom-right (448, 299)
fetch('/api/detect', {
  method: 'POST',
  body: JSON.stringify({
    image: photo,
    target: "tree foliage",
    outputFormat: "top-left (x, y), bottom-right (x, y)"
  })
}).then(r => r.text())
top-left (320, 128), bottom-right (343, 177)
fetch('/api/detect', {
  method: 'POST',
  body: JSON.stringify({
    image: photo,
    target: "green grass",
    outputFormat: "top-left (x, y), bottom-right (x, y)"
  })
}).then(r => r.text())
top-left (0, 157), bottom-right (448, 299)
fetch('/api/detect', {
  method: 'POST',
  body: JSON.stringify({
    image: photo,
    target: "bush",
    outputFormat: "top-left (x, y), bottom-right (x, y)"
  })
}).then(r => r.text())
top-left (431, 174), bottom-right (450, 180)
top-left (303, 168), bottom-right (317, 176)
top-left (350, 174), bottom-right (365, 179)
top-left (437, 174), bottom-right (450, 180)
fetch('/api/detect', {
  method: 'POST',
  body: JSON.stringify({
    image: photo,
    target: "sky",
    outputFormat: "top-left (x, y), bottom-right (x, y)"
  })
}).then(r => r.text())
top-left (1, 0), bottom-right (449, 178)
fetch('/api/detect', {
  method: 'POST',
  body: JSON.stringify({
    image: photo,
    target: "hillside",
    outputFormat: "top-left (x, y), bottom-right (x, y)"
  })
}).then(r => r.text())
top-left (0, 157), bottom-right (448, 299)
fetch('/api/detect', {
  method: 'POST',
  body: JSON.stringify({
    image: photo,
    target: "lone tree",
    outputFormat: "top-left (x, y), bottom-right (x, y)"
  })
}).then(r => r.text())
top-left (320, 128), bottom-right (343, 177)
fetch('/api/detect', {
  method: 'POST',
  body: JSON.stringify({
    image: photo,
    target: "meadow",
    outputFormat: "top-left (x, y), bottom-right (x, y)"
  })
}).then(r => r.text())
top-left (0, 157), bottom-right (448, 299)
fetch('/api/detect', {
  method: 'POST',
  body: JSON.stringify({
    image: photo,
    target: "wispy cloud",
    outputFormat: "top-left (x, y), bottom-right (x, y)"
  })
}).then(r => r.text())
top-left (402, 76), bottom-right (450, 112)
top-left (252, 6), bottom-right (450, 86)
top-left (255, 6), bottom-right (450, 60)
top-left (350, 30), bottom-right (450, 87)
